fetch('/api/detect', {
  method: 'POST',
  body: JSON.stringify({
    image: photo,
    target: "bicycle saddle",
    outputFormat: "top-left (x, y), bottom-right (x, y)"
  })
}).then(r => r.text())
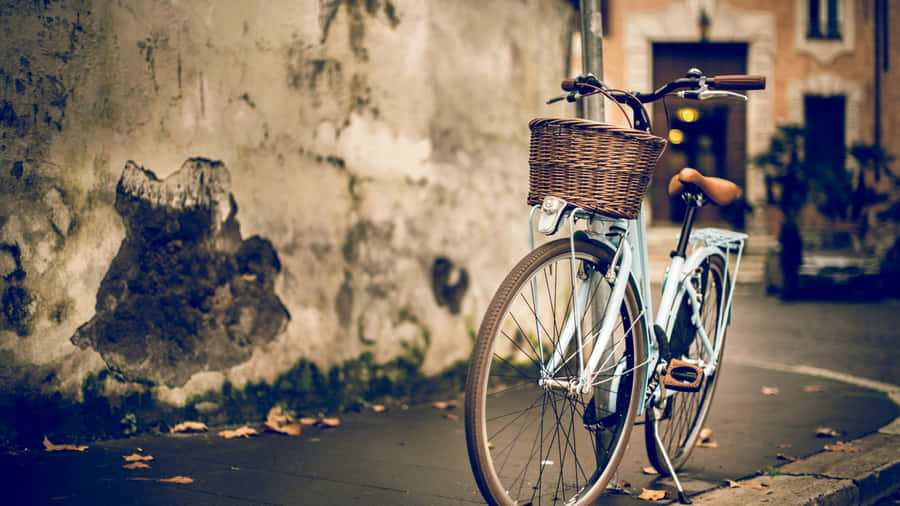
top-left (667, 167), bottom-right (742, 206)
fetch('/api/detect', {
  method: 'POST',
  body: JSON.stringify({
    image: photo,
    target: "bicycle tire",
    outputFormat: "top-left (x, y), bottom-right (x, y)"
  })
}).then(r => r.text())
top-left (645, 254), bottom-right (729, 474)
top-left (465, 238), bottom-right (645, 506)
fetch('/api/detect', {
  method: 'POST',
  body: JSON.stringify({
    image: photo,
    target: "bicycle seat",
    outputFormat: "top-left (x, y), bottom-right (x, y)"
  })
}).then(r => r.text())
top-left (667, 167), bottom-right (742, 206)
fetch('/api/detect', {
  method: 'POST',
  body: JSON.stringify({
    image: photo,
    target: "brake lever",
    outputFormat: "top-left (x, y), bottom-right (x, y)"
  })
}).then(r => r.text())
top-left (546, 91), bottom-right (579, 105)
top-left (677, 89), bottom-right (748, 102)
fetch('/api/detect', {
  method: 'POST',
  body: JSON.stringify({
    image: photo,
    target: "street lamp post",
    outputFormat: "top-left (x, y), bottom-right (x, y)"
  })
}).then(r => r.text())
top-left (579, 0), bottom-right (605, 122)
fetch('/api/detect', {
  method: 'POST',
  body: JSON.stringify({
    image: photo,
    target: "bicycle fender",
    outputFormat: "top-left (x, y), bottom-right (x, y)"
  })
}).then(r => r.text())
top-left (680, 245), bottom-right (732, 325)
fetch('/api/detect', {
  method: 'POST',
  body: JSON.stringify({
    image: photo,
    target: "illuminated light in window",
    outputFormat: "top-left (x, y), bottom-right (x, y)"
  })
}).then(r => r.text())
top-left (676, 107), bottom-right (700, 123)
top-left (668, 128), bottom-right (685, 144)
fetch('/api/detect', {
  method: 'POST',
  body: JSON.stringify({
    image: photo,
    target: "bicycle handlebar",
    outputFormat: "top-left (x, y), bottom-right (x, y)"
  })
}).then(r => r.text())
top-left (708, 74), bottom-right (766, 90)
top-left (557, 71), bottom-right (766, 105)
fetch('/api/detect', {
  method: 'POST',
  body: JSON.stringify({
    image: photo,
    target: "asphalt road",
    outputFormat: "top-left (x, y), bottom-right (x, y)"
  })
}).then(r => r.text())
top-left (4, 285), bottom-right (899, 505)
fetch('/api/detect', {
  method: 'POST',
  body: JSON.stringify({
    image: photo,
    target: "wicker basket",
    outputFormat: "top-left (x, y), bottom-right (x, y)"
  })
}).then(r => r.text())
top-left (527, 118), bottom-right (667, 219)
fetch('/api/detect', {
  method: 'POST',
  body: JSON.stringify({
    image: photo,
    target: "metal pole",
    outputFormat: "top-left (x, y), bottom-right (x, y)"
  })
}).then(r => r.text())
top-left (579, 0), bottom-right (605, 122)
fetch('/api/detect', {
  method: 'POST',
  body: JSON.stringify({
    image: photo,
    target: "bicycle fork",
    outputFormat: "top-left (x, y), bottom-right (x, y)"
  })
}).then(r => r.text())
top-left (539, 229), bottom-right (633, 397)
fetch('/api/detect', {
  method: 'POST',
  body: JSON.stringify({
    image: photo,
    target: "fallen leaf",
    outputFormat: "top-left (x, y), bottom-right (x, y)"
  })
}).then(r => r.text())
top-left (621, 480), bottom-right (631, 488)
top-left (726, 480), bottom-right (768, 489)
top-left (123, 462), bottom-right (151, 469)
top-left (637, 488), bottom-right (667, 501)
top-left (372, 404), bottom-right (387, 413)
top-left (487, 442), bottom-right (495, 449)
top-left (128, 476), bottom-right (195, 484)
top-left (43, 436), bottom-right (87, 452)
top-left (170, 421), bottom-right (208, 433)
top-left (218, 426), bottom-right (258, 439)
top-left (641, 466), bottom-right (659, 475)
top-left (824, 441), bottom-right (861, 453)
top-left (761, 386), bottom-right (780, 396)
top-left (315, 418), bottom-right (340, 428)
top-left (776, 453), bottom-right (797, 462)
top-left (443, 413), bottom-right (460, 421)
top-left (299, 417), bottom-right (318, 426)
top-left (776, 443), bottom-right (793, 449)
top-left (158, 476), bottom-right (194, 484)
top-left (264, 407), bottom-right (302, 436)
top-left (432, 401), bottom-right (458, 410)
top-left (264, 420), bottom-right (301, 436)
top-left (802, 384), bottom-right (828, 393)
top-left (123, 453), bottom-right (154, 462)
top-left (696, 427), bottom-right (718, 448)
top-left (815, 427), bottom-right (841, 438)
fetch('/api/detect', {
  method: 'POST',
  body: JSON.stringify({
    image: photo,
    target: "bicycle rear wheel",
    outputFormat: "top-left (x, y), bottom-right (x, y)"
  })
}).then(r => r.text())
top-left (645, 254), bottom-right (728, 473)
top-left (465, 238), bottom-right (645, 506)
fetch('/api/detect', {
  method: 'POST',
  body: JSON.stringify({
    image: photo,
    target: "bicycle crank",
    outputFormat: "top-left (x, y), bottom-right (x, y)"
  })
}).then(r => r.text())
top-left (662, 358), bottom-right (704, 392)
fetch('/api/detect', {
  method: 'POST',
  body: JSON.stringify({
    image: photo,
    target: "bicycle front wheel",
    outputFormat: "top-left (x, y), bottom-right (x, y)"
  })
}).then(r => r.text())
top-left (646, 254), bottom-right (728, 473)
top-left (465, 238), bottom-right (645, 506)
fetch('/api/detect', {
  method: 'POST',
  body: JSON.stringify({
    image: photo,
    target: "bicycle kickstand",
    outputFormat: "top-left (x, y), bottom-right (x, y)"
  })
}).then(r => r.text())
top-left (652, 409), bottom-right (692, 504)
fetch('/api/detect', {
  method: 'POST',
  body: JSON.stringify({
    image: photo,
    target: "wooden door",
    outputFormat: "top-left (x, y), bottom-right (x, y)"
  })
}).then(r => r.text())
top-left (651, 42), bottom-right (749, 227)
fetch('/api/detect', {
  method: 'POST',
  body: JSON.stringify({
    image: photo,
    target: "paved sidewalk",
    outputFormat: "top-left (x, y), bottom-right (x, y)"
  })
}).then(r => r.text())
top-left (3, 360), bottom-right (898, 505)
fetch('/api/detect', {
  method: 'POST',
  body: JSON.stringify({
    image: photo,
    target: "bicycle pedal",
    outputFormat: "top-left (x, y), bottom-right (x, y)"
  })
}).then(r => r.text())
top-left (663, 358), bottom-right (704, 392)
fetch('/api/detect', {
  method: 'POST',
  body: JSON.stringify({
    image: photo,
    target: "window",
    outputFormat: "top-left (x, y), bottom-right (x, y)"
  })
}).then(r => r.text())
top-left (804, 95), bottom-right (846, 174)
top-left (807, 0), bottom-right (841, 40)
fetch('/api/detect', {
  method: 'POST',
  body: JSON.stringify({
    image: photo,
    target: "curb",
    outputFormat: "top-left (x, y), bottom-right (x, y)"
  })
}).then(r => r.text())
top-left (686, 432), bottom-right (900, 505)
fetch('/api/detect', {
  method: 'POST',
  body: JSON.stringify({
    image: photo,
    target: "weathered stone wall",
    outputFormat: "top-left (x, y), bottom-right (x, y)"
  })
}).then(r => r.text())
top-left (0, 0), bottom-right (574, 418)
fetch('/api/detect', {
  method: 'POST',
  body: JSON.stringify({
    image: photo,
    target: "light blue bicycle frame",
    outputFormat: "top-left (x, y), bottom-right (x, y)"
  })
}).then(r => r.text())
top-left (529, 203), bottom-right (746, 417)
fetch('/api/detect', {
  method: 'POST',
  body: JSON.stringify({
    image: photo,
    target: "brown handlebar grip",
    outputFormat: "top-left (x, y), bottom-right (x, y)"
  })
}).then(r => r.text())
top-left (710, 75), bottom-right (766, 90)
top-left (561, 78), bottom-right (577, 92)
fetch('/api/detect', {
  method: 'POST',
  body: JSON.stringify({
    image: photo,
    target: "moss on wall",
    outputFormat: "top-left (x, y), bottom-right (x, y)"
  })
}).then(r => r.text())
top-left (0, 350), bottom-right (468, 449)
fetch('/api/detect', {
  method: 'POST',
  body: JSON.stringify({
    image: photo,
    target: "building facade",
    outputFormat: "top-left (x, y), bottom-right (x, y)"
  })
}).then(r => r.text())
top-left (591, 0), bottom-right (897, 238)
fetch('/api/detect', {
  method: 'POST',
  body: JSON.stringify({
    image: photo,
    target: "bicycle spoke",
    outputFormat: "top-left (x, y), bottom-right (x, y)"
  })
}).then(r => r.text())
top-left (467, 240), bottom-right (642, 505)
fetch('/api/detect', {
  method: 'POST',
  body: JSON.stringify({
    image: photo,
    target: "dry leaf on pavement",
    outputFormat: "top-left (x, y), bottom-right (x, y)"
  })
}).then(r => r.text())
top-left (218, 426), bottom-right (258, 439)
top-left (760, 386), bottom-right (780, 396)
top-left (43, 436), bottom-right (87, 452)
top-left (123, 453), bottom-right (154, 462)
top-left (264, 406), bottom-right (302, 436)
top-left (696, 427), bottom-right (718, 448)
top-left (315, 417), bottom-right (341, 428)
top-left (802, 385), bottom-right (828, 393)
top-left (727, 480), bottom-right (768, 489)
top-left (299, 417), bottom-right (318, 426)
top-left (776, 443), bottom-right (793, 449)
top-left (432, 401), bottom-right (458, 410)
top-left (637, 488), bottom-right (667, 500)
top-left (158, 476), bottom-right (194, 484)
top-left (128, 476), bottom-right (194, 484)
top-left (443, 413), bottom-right (460, 421)
top-left (123, 462), bottom-right (151, 469)
top-left (824, 441), bottom-right (861, 453)
top-left (372, 404), bottom-right (387, 413)
top-left (641, 466), bottom-right (659, 475)
top-left (776, 453), bottom-right (797, 462)
top-left (170, 421), bottom-right (208, 433)
top-left (815, 427), bottom-right (841, 438)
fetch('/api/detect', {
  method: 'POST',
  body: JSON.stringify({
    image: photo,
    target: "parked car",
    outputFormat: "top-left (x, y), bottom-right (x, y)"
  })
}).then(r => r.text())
top-left (764, 228), bottom-right (885, 299)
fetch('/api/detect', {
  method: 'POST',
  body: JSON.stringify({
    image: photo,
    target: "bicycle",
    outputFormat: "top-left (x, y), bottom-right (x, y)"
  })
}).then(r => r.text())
top-left (464, 68), bottom-right (766, 505)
